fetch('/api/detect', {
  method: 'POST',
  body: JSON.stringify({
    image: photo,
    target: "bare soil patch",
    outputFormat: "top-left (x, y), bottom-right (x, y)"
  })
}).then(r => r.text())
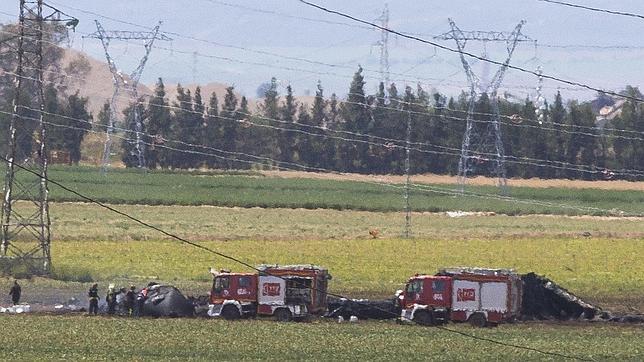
top-left (262, 170), bottom-right (644, 191)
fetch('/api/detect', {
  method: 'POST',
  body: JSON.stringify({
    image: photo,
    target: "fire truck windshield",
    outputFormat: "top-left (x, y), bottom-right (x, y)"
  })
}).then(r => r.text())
top-left (406, 280), bottom-right (423, 293)
top-left (213, 276), bottom-right (229, 292)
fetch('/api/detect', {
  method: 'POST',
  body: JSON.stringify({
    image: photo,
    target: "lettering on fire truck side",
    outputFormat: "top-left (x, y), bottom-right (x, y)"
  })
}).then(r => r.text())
top-left (237, 288), bottom-right (249, 295)
top-left (263, 283), bottom-right (281, 296)
top-left (457, 288), bottom-right (476, 302)
top-left (433, 293), bottom-right (443, 301)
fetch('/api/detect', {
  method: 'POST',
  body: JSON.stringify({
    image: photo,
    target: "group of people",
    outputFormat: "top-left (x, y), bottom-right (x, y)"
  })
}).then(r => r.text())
top-left (7, 280), bottom-right (157, 316)
top-left (87, 283), bottom-right (153, 316)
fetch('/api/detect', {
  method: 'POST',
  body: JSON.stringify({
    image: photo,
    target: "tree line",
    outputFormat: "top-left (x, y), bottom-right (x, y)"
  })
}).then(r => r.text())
top-left (0, 16), bottom-right (641, 180)
top-left (0, 22), bottom-right (93, 165)
top-left (119, 68), bottom-right (643, 180)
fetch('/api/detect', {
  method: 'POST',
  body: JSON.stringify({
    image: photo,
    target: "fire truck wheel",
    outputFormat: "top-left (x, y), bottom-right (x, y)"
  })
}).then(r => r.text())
top-left (274, 308), bottom-right (293, 322)
top-left (468, 313), bottom-right (487, 328)
top-left (221, 305), bottom-right (241, 320)
top-left (413, 310), bottom-right (435, 326)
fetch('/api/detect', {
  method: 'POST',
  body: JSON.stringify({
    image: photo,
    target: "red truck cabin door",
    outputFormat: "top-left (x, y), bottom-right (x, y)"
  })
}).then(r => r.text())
top-left (403, 278), bottom-right (425, 308)
top-left (427, 277), bottom-right (451, 308)
top-left (211, 275), bottom-right (257, 303)
top-left (403, 277), bottom-right (452, 309)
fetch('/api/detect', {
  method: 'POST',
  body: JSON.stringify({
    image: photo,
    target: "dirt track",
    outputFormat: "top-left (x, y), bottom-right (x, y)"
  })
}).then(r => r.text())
top-left (262, 171), bottom-right (644, 191)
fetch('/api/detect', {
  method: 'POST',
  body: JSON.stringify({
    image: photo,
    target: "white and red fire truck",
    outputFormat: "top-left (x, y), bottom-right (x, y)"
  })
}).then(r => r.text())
top-left (207, 265), bottom-right (330, 322)
top-left (399, 267), bottom-right (522, 327)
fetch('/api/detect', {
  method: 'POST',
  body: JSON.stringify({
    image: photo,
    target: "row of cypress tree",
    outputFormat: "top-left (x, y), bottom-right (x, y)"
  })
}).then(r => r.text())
top-left (116, 67), bottom-right (643, 180)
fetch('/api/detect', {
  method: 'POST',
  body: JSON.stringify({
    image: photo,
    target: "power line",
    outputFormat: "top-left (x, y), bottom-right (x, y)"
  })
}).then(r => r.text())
top-left (0, 152), bottom-right (591, 361)
top-left (6, 66), bottom-right (644, 179)
top-left (4, 25), bottom-right (644, 178)
top-left (203, 0), bottom-right (373, 30)
top-left (26, 3), bottom-right (635, 96)
top-left (2, 107), bottom-right (641, 217)
top-left (3, 9), bottom-right (631, 105)
top-left (537, 0), bottom-right (644, 20)
top-left (3, 105), bottom-right (637, 218)
top-left (9, 47), bottom-right (644, 141)
top-left (8, 65), bottom-right (644, 179)
top-left (296, 0), bottom-right (644, 104)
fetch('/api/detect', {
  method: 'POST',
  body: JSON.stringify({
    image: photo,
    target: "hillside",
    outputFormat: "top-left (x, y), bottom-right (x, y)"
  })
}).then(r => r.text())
top-left (61, 49), bottom-right (316, 118)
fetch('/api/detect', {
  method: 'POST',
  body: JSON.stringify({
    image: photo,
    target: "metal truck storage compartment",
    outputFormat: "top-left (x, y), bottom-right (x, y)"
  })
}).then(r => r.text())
top-left (439, 267), bottom-right (522, 324)
top-left (258, 275), bottom-right (286, 306)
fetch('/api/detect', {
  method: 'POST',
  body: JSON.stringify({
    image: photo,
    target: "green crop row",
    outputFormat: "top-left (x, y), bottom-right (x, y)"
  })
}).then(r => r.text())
top-left (2, 165), bottom-right (643, 216)
top-left (0, 316), bottom-right (641, 360)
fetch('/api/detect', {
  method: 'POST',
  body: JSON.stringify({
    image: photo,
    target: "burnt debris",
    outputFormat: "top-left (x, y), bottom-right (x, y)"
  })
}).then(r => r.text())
top-left (521, 272), bottom-right (601, 320)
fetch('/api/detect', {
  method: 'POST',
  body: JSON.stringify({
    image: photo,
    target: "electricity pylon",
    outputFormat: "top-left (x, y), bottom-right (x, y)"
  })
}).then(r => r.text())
top-left (435, 19), bottom-right (528, 195)
top-left (375, 4), bottom-right (390, 89)
top-left (84, 21), bottom-right (171, 171)
top-left (1, 0), bottom-right (78, 273)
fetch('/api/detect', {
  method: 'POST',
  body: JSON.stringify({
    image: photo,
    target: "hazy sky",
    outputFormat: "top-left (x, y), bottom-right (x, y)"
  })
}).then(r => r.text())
top-left (1, 0), bottom-right (643, 101)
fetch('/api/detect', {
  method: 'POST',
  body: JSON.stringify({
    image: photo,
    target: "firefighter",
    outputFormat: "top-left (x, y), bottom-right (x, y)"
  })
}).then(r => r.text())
top-left (124, 285), bottom-right (136, 316)
top-left (135, 286), bottom-right (148, 317)
top-left (9, 280), bottom-right (21, 305)
top-left (88, 283), bottom-right (99, 315)
top-left (105, 284), bottom-right (118, 315)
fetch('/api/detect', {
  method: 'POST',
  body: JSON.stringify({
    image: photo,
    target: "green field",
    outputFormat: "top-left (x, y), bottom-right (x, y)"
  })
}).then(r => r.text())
top-left (0, 166), bottom-right (642, 360)
top-left (2, 201), bottom-right (643, 309)
top-left (45, 237), bottom-right (643, 305)
top-left (3, 166), bottom-right (643, 215)
top-left (0, 315), bottom-right (641, 361)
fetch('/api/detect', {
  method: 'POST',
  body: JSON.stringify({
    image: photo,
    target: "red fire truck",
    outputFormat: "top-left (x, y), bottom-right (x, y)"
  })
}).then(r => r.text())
top-left (207, 265), bottom-right (331, 321)
top-left (399, 267), bottom-right (522, 327)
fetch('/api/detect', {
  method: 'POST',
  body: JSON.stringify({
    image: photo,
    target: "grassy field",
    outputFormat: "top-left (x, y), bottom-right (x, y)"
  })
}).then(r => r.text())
top-left (1, 201), bottom-right (642, 310)
top-left (3, 166), bottom-right (643, 215)
top-left (44, 237), bottom-right (642, 303)
top-left (0, 315), bottom-right (641, 360)
top-left (0, 166), bottom-right (642, 360)
top-left (44, 202), bottom-right (644, 242)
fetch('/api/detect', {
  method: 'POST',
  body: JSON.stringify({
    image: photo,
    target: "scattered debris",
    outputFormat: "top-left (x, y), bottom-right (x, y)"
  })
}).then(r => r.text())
top-left (445, 211), bottom-right (496, 218)
top-left (0, 304), bottom-right (31, 314)
top-left (608, 314), bottom-right (644, 323)
top-left (521, 272), bottom-right (600, 320)
top-left (326, 297), bottom-right (400, 320)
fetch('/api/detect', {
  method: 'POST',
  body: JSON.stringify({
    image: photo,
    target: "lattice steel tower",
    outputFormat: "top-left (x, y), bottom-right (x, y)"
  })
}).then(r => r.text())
top-left (84, 21), bottom-right (171, 171)
top-left (436, 19), bottom-right (528, 194)
top-left (1, 0), bottom-right (78, 273)
top-left (375, 4), bottom-right (390, 89)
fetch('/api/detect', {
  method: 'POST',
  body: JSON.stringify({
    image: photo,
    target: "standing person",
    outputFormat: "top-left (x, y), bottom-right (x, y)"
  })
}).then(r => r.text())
top-left (105, 284), bottom-right (117, 315)
top-left (135, 286), bottom-right (148, 317)
top-left (9, 280), bottom-right (21, 305)
top-left (88, 283), bottom-right (99, 315)
top-left (124, 285), bottom-right (136, 316)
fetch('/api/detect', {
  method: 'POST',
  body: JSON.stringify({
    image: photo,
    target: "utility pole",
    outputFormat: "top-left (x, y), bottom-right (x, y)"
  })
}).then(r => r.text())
top-left (1, 0), bottom-right (78, 273)
top-left (84, 21), bottom-right (171, 171)
top-left (435, 20), bottom-right (529, 195)
top-left (403, 109), bottom-right (412, 238)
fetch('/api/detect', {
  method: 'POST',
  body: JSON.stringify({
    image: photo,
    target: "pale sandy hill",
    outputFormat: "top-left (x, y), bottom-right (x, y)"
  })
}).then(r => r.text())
top-left (60, 49), bottom-right (153, 118)
top-left (61, 49), bottom-right (322, 118)
top-left (163, 82), bottom-right (248, 110)
top-left (163, 83), bottom-right (315, 113)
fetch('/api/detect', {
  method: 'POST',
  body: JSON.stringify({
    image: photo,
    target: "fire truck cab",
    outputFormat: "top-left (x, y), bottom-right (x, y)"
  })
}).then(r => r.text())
top-left (400, 268), bottom-right (522, 327)
top-left (208, 265), bottom-right (330, 322)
